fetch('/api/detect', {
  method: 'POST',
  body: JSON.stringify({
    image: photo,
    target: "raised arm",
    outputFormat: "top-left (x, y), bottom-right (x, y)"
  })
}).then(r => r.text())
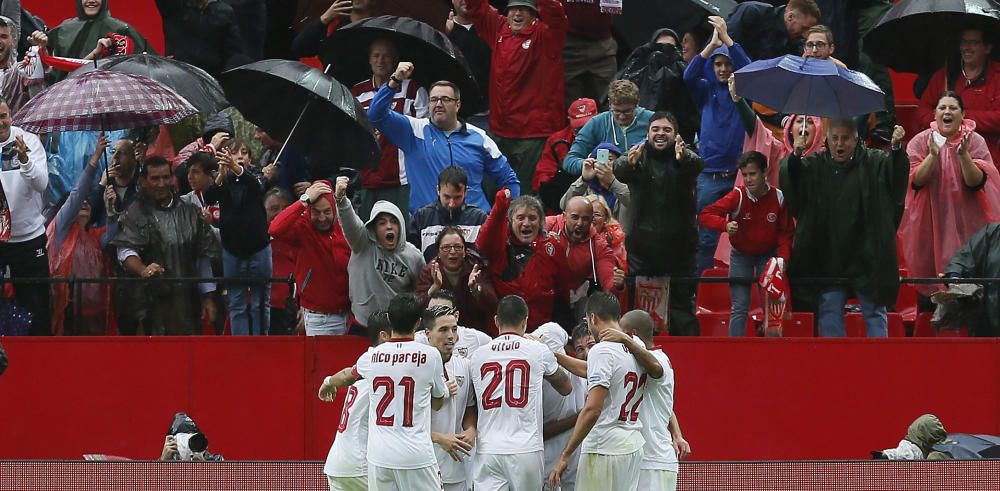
top-left (333, 177), bottom-right (371, 252)
top-left (368, 64), bottom-right (421, 154)
top-left (465, 0), bottom-right (507, 46)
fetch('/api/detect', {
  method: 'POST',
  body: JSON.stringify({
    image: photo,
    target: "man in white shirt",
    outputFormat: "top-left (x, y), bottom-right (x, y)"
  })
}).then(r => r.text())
top-left (415, 289), bottom-right (492, 359)
top-left (609, 309), bottom-right (692, 491)
top-left (548, 292), bottom-right (663, 491)
top-left (321, 311), bottom-right (393, 491)
top-left (423, 303), bottom-right (478, 491)
top-left (319, 293), bottom-right (450, 491)
top-left (470, 295), bottom-right (573, 491)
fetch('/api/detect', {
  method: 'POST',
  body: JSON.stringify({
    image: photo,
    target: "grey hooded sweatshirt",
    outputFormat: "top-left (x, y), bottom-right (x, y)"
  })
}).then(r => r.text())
top-left (337, 197), bottom-right (426, 324)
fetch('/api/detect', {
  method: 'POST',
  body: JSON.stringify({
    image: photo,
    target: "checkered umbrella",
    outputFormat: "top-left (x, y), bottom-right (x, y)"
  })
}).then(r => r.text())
top-left (12, 70), bottom-right (198, 133)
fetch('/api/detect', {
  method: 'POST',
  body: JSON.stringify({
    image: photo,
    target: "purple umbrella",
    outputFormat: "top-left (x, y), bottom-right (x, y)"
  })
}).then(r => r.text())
top-left (12, 70), bottom-right (198, 133)
top-left (734, 55), bottom-right (885, 119)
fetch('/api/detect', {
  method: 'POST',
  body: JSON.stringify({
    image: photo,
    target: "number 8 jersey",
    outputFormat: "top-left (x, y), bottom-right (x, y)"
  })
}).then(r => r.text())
top-left (352, 339), bottom-right (448, 469)
top-left (581, 341), bottom-right (647, 455)
top-left (470, 333), bottom-right (560, 454)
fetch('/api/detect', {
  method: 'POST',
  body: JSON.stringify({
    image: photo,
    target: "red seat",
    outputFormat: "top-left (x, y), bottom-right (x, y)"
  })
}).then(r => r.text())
top-left (895, 268), bottom-right (918, 324)
top-left (782, 312), bottom-right (815, 337)
top-left (844, 312), bottom-right (904, 337)
top-left (696, 312), bottom-right (731, 336)
top-left (913, 312), bottom-right (969, 337)
top-left (696, 268), bottom-right (731, 313)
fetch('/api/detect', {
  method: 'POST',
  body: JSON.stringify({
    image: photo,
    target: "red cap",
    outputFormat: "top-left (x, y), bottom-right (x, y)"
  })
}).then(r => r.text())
top-left (568, 98), bottom-right (598, 129)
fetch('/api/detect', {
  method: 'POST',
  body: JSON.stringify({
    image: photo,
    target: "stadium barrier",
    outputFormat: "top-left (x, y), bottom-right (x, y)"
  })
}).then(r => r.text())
top-left (1, 459), bottom-right (998, 490)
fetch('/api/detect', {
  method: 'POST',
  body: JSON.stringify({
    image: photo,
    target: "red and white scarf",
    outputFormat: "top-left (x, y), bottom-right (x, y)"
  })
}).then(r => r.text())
top-left (564, 0), bottom-right (622, 14)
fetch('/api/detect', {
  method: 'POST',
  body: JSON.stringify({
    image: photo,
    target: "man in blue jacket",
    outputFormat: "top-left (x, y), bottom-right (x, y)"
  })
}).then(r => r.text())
top-left (683, 16), bottom-right (750, 274)
top-left (368, 61), bottom-right (520, 213)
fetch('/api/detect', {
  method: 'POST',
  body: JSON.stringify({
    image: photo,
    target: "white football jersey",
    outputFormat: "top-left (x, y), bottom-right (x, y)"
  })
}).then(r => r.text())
top-left (431, 354), bottom-right (475, 483)
top-left (639, 348), bottom-right (677, 471)
top-left (470, 333), bottom-right (559, 454)
top-left (323, 377), bottom-right (371, 477)
top-left (416, 325), bottom-right (492, 359)
top-left (352, 339), bottom-right (448, 469)
top-left (580, 341), bottom-right (646, 455)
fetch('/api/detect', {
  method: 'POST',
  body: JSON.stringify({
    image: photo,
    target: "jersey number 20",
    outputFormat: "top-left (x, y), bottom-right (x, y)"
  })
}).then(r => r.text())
top-left (480, 360), bottom-right (530, 410)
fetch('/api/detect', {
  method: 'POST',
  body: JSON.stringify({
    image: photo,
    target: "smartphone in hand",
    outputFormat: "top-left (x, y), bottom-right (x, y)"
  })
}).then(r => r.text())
top-left (596, 148), bottom-right (610, 166)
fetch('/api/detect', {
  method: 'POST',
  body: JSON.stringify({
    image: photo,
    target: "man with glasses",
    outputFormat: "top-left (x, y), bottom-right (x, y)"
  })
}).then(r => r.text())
top-left (351, 38), bottom-right (429, 222)
top-left (368, 61), bottom-right (520, 213)
top-left (802, 25), bottom-right (838, 63)
top-left (918, 27), bottom-right (1000, 164)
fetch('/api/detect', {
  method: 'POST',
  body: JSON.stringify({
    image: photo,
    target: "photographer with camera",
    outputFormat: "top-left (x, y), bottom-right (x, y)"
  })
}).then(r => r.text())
top-left (159, 413), bottom-right (223, 461)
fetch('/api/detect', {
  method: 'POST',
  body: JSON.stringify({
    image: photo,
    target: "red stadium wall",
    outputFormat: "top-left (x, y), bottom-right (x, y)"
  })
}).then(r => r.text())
top-left (1, 336), bottom-right (997, 461)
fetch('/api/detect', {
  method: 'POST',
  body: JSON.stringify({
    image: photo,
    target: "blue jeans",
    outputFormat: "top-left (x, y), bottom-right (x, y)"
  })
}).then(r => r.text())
top-left (817, 289), bottom-right (887, 337)
top-left (696, 172), bottom-right (737, 274)
top-left (222, 245), bottom-right (272, 335)
top-left (729, 249), bottom-right (771, 337)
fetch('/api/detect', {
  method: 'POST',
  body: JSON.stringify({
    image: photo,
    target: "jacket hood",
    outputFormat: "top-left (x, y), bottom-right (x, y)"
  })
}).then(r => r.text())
top-left (702, 45), bottom-right (733, 84)
top-left (782, 115), bottom-right (826, 155)
top-left (589, 142), bottom-right (623, 159)
top-left (77, 0), bottom-right (110, 20)
top-left (202, 112), bottom-right (235, 140)
top-left (648, 27), bottom-right (680, 46)
top-left (365, 200), bottom-right (407, 251)
top-left (905, 414), bottom-right (947, 451)
top-left (929, 118), bottom-right (977, 143)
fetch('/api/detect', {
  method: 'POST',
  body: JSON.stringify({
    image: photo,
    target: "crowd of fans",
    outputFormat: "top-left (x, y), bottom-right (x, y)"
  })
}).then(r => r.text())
top-left (2, 0), bottom-right (999, 338)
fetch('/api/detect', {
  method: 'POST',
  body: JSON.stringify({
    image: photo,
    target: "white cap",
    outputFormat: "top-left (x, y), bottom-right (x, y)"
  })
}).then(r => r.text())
top-left (534, 322), bottom-right (568, 354)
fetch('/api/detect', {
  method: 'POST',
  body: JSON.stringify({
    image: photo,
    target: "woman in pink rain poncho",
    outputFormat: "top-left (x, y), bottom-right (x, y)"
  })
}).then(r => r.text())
top-left (712, 76), bottom-right (825, 267)
top-left (900, 91), bottom-right (1000, 296)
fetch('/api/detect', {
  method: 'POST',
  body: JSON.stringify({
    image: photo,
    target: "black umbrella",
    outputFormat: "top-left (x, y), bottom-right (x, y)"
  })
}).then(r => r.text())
top-left (69, 54), bottom-right (229, 113)
top-left (613, 0), bottom-right (737, 53)
top-left (932, 434), bottom-right (1000, 459)
top-left (863, 0), bottom-right (1000, 74)
top-left (219, 59), bottom-right (380, 171)
top-left (323, 15), bottom-right (482, 114)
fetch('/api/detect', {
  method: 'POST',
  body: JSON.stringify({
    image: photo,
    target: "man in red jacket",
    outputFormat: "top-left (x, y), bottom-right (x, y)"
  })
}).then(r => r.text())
top-left (698, 151), bottom-right (794, 336)
top-left (476, 189), bottom-right (570, 330)
top-left (534, 97), bottom-right (598, 213)
top-left (466, 0), bottom-right (568, 194)
top-left (545, 196), bottom-right (620, 316)
top-left (267, 180), bottom-right (352, 335)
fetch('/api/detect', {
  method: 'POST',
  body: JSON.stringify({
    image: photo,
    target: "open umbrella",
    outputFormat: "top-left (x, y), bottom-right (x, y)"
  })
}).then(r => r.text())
top-left (323, 15), bottom-right (482, 114)
top-left (218, 59), bottom-right (380, 171)
top-left (69, 54), bottom-right (229, 113)
top-left (863, 0), bottom-right (1000, 74)
top-left (933, 434), bottom-right (1000, 459)
top-left (734, 55), bottom-right (885, 119)
top-left (614, 0), bottom-right (737, 53)
top-left (12, 70), bottom-right (198, 133)
top-left (293, 0), bottom-right (450, 33)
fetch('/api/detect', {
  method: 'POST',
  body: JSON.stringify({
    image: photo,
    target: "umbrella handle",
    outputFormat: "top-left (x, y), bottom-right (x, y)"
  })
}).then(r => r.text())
top-left (271, 101), bottom-right (311, 169)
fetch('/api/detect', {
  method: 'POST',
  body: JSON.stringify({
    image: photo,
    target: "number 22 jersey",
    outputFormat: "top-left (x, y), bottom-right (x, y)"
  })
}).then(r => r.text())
top-left (581, 341), bottom-right (647, 455)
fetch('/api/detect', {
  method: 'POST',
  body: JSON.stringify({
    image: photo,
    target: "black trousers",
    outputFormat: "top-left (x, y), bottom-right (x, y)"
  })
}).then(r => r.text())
top-left (0, 234), bottom-right (52, 335)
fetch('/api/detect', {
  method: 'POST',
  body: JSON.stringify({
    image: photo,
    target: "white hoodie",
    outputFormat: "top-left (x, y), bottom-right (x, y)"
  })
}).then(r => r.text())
top-left (0, 126), bottom-right (47, 243)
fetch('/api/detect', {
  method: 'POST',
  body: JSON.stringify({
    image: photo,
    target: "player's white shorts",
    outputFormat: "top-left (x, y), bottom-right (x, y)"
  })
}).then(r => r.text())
top-left (475, 451), bottom-right (544, 491)
top-left (442, 481), bottom-right (467, 491)
top-left (327, 475), bottom-right (367, 491)
top-left (576, 450), bottom-right (642, 491)
top-left (368, 463), bottom-right (442, 491)
top-left (638, 469), bottom-right (677, 491)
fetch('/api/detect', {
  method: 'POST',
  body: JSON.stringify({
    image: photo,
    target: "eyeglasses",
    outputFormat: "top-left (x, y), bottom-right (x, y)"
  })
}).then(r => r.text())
top-left (429, 96), bottom-right (459, 105)
top-left (960, 38), bottom-right (984, 46)
top-left (610, 106), bottom-right (636, 115)
top-left (439, 244), bottom-right (465, 252)
top-left (804, 41), bottom-right (829, 50)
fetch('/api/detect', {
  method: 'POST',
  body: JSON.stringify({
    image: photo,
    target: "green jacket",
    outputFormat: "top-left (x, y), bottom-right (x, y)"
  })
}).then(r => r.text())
top-left (944, 223), bottom-right (1000, 336)
top-left (779, 144), bottom-right (908, 307)
top-left (614, 145), bottom-right (704, 276)
top-left (48, 0), bottom-right (153, 80)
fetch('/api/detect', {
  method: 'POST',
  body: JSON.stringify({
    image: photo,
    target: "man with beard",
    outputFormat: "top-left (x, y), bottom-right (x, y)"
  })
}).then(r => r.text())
top-left (267, 180), bottom-right (351, 336)
top-left (111, 157), bottom-right (221, 335)
top-left (335, 176), bottom-right (426, 331)
top-left (0, 16), bottom-right (42, 112)
top-left (409, 166), bottom-right (488, 262)
top-left (613, 112), bottom-right (703, 335)
top-left (781, 121), bottom-right (907, 337)
top-left (545, 196), bottom-right (619, 315)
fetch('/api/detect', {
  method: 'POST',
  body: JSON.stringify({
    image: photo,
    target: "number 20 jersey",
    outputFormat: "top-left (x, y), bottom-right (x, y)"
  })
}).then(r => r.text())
top-left (470, 333), bottom-right (559, 454)
top-left (352, 339), bottom-right (448, 469)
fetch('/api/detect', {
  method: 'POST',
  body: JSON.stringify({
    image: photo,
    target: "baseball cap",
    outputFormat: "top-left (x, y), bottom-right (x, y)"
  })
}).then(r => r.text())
top-left (568, 98), bottom-right (598, 129)
top-left (506, 0), bottom-right (538, 14)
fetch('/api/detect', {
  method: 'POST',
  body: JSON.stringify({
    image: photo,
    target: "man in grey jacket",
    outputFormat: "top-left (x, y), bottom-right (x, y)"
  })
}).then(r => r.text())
top-left (334, 176), bottom-right (426, 328)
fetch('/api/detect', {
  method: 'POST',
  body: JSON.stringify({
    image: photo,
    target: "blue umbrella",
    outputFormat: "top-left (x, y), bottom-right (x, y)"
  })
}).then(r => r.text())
top-left (733, 55), bottom-right (885, 119)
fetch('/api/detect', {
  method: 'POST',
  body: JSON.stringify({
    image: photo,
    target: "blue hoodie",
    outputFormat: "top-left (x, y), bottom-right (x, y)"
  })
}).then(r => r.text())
top-left (683, 43), bottom-right (751, 173)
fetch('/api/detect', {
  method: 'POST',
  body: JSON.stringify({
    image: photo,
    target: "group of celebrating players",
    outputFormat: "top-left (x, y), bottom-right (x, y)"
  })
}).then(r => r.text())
top-left (317, 290), bottom-right (690, 491)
